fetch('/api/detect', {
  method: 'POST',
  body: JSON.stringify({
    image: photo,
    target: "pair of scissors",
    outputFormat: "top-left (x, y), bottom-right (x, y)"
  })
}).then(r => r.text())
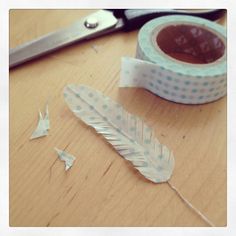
top-left (9, 9), bottom-right (225, 69)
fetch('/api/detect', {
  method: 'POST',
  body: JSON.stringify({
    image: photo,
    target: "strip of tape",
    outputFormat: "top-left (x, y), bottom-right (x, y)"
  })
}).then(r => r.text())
top-left (119, 15), bottom-right (227, 104)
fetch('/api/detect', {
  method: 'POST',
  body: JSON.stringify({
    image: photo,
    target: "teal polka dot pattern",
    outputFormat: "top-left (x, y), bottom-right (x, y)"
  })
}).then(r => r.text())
top-left (64, 84), bottom-right (175, 183)
top-left (174, 86), bottom-right (179, 90)
top-left (116, 115), bottom-right (121, 120)
top-left (144, 139), bottom-right (151, 144)
top-left (149, 82), bottom-right (154, 87)
top-left (130, 127), bottom-right (136, 132)
top-left (185, 81), bottom-right (190, 85)
top-left (102, 104), bottom-right (108, 109)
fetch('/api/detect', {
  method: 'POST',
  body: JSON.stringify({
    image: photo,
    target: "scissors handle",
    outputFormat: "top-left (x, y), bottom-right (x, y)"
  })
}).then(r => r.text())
top-left (110, 9), bottom-right (226, 31)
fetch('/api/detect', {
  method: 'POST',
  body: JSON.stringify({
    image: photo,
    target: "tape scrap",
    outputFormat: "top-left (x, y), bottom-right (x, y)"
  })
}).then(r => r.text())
top-left (30, 104), bottom-right (50, 139)
top-left (54, 148), bottom-right (76, 171)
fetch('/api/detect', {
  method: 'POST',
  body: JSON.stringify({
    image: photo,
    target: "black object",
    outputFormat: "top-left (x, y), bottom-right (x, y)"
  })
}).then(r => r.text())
top-left (107, 9), bottom-right (226, 31)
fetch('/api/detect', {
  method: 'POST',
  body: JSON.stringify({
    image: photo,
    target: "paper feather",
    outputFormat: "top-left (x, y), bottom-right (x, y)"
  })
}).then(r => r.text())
top-left (63, 84), bottom-right (175, 183)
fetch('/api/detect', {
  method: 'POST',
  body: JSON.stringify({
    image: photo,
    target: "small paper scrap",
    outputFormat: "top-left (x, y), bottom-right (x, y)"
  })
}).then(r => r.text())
top-left (30, 104), bottom-right (50, 139)
top-left (54, 148), bottom-right (76, 171)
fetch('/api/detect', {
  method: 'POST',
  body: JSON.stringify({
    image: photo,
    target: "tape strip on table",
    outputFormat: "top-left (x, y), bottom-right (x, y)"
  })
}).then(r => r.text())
top-left (119, 15), bottom-right (227, 104)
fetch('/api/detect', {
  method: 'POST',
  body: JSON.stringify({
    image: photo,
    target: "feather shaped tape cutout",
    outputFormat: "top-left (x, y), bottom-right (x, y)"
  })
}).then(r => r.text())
top-left (63, 84), bottom-right (215, 226)
top-left (63, 84), bottom-right (174, 183)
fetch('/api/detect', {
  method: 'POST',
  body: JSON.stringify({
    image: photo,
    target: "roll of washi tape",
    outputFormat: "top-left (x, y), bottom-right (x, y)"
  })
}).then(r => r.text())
top-left (119, 15), bottom-right (227, 104)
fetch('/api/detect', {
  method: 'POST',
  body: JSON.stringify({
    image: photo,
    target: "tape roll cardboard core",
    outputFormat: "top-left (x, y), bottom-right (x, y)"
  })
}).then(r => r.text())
top-left (156, 24), bottom-right (225, 64)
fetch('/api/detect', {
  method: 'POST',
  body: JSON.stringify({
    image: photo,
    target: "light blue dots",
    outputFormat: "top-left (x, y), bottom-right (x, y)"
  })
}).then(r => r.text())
top-left (163, 90), bottom-right (169, 94)
top-left (177, 72), bottom-right (183, 76)
top-left (116, 115), bottom-right (121, 120)
top-left (214, 92), bottom-right (219, 97)
top-left (130, 127), bottom-right (136, 132)
top-left (102, 104), bottom-right (108, 109)
top-left (196, 75), bottom-right (202, 79)
top-left (144, 139), bottom-right (151, 144)
top-left (160, 66), bottom-right (165, 70)
top-left (203, 82), bottom-right (209, 86)
top-left (166, 76), bottom-right (172, 81)
top-left (149, 82), bottom-right (154, 87)
top-left (185, 81), bottom-right (190, 85)
top-left (157, 80), bottom-right (162, 84)
top-left (88, 92), bottom-right (94, 98)
top-left (116, 128), bottom-right (121, 133)
top-left (209, 88), bottom-right (215, 92)
top-left (198, 96), bottom-right (204, 99)
top-left (192, 89), bottom-right (197, 93)
top-left (142, 73), bottom-right (147, 78)
top-left (174, 86), bottom-right (179, 90)
top-left (151, 69), bottom-right (156, 74)
top-left (181, 95), bottom-right (186, 99)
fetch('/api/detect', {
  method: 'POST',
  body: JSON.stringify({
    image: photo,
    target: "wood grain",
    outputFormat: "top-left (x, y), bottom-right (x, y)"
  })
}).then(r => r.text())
top-left (9, 9), bottom-right (226, 227)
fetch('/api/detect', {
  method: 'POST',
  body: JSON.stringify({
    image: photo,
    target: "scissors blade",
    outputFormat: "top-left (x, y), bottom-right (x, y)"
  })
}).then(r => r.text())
top-left (9, 10), bottom-right (118, 68)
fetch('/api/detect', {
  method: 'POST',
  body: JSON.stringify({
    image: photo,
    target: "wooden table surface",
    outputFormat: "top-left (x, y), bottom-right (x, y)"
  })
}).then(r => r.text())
top-left (10, 10), bottom-right (227, 227)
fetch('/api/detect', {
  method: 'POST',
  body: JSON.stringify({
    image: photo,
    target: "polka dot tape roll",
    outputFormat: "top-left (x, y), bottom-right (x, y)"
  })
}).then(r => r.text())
top-left (119, 15), bottom-right (227, 104)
